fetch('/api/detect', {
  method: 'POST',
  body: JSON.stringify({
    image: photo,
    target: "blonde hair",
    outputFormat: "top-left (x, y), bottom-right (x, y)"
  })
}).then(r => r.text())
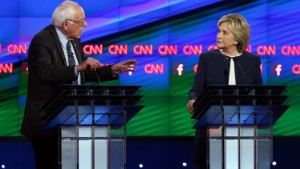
top-left (218, 13), bottom-right (250, 53)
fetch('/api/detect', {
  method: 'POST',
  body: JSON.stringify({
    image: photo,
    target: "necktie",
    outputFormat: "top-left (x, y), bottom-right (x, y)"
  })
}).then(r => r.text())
top-left (66, 41), bottom-right (78, 84)
top-left (228, 57), bottom-right (236, 85)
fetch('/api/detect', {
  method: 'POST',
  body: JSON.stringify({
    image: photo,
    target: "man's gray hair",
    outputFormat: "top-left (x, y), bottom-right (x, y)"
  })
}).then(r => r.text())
top-left (52, 1), bottom-right (84, 27)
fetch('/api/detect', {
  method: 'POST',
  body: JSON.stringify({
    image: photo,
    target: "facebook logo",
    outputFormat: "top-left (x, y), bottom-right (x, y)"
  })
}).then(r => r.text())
top-left (272, 64), bottom-right (283, 76)
top-left (174, 63), bottom-right (184, 76)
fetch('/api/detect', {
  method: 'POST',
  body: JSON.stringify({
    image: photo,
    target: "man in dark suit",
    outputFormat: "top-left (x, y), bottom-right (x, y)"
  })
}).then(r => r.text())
top-left (20, 1), bottom-right (137, 169)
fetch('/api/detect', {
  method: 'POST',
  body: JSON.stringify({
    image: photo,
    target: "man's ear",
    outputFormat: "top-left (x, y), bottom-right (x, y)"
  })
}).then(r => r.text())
top-left (61, 20), bottom-right (70, 30)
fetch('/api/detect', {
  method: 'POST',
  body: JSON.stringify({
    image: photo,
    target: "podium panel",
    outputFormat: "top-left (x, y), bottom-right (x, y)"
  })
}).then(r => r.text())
top-left (192, 85), bottom-right (288, 169)
top-left (61, 126), bottom-right (125, 169)
top-left (41, 84), bottom-right (143, 169)
top-left (207, 126), bottom-right (271, 169)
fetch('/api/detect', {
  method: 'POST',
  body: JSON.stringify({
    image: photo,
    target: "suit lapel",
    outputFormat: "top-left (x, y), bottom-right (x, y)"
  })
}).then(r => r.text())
top-left (71, 40), bottom-right (83, 64)
top-left (49, 25), bottom-right (85, 83)
top-left (49, 26), bottom-right (67, 66)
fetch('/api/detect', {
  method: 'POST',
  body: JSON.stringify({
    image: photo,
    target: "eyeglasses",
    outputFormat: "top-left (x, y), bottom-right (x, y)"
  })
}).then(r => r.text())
top-left (67, 18), bottom-right (86, 27)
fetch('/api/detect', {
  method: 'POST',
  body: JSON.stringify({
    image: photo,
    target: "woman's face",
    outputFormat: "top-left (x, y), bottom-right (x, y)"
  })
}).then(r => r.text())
top-left (216, 22), bottom-right (236, 51)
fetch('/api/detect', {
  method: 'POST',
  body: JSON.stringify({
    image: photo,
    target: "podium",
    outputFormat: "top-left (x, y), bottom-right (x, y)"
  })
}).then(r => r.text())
top-left (41, 84), bottom-right (143, 169)
top-left (192, 85), bottom-right (289, 169)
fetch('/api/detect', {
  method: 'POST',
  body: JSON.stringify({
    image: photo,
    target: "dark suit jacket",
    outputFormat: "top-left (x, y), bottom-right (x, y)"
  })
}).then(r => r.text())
top-left (189, 49), bottom-right (262, 100)
top-left (20, 25), bottom-right (118, 136)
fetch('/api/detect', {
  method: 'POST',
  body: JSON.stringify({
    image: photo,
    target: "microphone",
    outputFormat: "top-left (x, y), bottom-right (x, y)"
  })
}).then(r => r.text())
top-left (224, 69), bottom-right (229, 84)
top-left (233, 57), bottom-right (248, 85)
top-left (224, 56), bottom-right (230, 83)
top-left (94, 71), bottom-right (101, 85)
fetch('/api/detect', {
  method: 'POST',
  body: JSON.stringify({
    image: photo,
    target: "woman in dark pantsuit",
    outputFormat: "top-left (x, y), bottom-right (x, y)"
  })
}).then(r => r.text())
top-left (187, 13), bottom-right (262, 169)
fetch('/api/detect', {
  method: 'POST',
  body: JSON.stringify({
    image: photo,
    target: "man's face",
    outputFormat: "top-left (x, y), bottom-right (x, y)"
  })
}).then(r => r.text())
top-left (67, 5), bottom-right (87, 39)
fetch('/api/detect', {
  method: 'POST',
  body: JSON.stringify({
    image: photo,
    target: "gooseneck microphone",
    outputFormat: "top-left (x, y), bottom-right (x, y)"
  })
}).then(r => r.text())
top-left (233, 57), bottom-right (248, 85)
top-left (224, 56), bottom-right (230, 83)
top-left (94, 71), bottom-right (101, 85)
top-left (224, 69), bottom-right (229, 84)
